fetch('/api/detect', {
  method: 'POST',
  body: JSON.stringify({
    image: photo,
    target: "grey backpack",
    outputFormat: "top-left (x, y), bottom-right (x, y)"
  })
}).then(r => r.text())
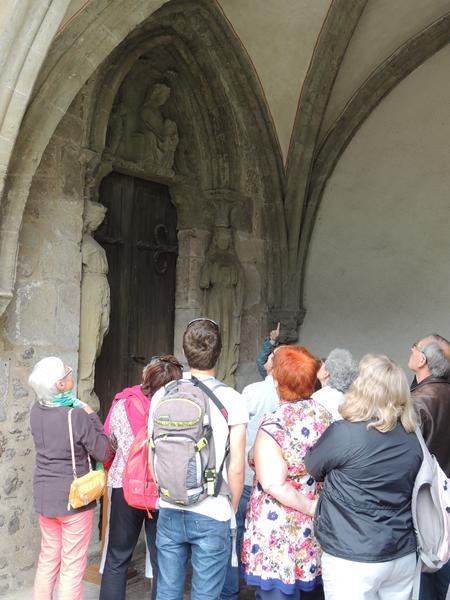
top-left (411, 427), bottom-right (450, 600)
top-left (151, 376), bottom-right (230, 506)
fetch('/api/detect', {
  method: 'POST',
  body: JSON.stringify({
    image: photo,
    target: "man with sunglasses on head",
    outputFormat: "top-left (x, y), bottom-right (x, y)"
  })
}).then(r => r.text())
top-left (149, 318), bottom-right (248, 600)
top-left (408, 334), bottom-right (450, 600)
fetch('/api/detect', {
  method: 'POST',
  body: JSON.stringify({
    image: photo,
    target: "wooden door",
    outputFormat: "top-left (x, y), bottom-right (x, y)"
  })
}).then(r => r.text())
top-left (94, 172), bottom-right (177, 419)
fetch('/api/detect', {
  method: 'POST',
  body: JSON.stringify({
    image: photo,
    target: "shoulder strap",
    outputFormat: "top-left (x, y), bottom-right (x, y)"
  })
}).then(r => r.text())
top-left (130, 395), bottom-right (148, 419)
top-left (415, 426), bottom-right (429, 461)
top-left (68, 408), bottom-right (92, 480)
top-left (191, 377), bottom-right (230, 497)
top-left (68, 408), bottom-right (77, 480)
top-left (191, 376), bottom-right (228, 423)
top-left (411, 557), bottom-right (422, 600)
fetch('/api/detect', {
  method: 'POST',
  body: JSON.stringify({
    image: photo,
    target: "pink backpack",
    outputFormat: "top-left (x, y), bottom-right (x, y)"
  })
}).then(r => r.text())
top-left (122, 423), bottom-right (159, 515)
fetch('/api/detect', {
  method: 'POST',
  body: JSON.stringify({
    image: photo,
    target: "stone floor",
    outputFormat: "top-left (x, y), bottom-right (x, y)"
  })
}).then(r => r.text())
top-left (8, 555), bottom-right (257, 599)
top-left (8, 556), bottom-right (449, 599)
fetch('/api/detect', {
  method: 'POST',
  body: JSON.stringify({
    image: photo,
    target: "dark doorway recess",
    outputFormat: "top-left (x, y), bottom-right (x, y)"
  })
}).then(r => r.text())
top-left (94, 172), bottom-right (177, 420)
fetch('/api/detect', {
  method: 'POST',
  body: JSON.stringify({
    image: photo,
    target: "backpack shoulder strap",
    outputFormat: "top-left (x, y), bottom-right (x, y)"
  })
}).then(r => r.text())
top-left (191, 376), bottom-right (228, 423)
top-left (415, 427), bottom-right (428, 462)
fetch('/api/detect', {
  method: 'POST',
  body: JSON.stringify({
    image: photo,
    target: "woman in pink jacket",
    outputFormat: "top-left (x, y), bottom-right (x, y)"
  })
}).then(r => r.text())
top-left (100, 355), bottom-right (182, 600)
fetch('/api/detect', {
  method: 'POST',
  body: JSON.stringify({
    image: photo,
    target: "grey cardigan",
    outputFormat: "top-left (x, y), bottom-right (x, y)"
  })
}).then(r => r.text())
top-left (30, 402), bottom-right (110, 517)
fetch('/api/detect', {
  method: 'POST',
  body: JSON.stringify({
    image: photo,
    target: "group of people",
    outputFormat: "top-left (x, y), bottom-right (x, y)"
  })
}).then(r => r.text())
top-left (27, 320), bottom-right (450, 600)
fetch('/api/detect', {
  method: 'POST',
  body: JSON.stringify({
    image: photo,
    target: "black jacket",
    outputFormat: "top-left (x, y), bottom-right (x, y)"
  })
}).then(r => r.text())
top-left (305, 419), bottom-right (422, 562)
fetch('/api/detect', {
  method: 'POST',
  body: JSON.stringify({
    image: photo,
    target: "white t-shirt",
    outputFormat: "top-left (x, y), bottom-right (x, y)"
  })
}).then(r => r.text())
top-left (149, 372), bottom-right (248, 521)
top-left (312, 385), bottom-right (344, 421)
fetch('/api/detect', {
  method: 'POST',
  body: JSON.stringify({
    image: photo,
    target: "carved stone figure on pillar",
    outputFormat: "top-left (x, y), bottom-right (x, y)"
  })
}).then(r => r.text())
top-left (200, 226), bottom-right (244, 386)
top-left (140, 82), bottom-right (179, 173)
top-left (78, 201), bottom-right (110, 411)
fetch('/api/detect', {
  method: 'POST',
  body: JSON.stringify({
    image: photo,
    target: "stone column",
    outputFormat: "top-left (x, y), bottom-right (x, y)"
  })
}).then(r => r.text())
top-left (169, 183), bottom-right (211, 362)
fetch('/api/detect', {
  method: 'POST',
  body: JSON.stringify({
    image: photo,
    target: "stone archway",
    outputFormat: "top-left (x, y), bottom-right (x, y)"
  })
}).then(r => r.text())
top-left (1, 0), bottom-right (288, 403)
top-left (0, 1), bottom-right (286, 365)
top-left (75, 0), bottom-right (287, 389)
top-left (0, 1), bottom-right (287, 588)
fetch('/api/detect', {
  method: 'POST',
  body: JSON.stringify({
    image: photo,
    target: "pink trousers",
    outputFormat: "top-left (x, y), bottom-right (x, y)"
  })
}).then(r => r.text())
top-left (33, 509), bottom-right (94, 600)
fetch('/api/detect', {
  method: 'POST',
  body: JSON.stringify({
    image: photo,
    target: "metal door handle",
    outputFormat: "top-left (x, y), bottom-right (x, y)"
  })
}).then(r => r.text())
top-left (131, 355), bottom-right (147, 364)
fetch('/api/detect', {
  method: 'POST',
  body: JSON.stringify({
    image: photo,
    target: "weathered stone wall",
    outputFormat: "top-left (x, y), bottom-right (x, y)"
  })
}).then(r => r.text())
top-left (0, 97), bottom-right (85, 592)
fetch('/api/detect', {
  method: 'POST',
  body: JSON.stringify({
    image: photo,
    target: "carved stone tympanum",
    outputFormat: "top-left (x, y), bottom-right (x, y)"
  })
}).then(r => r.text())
top-left (105, 80), bottom-right (179, 177)
top-left (141, 83), bottom-right (179, 172)
top-left (200, 226), bottom-right (244, 386)
top-left (78, 201), bottom-right (110, 411)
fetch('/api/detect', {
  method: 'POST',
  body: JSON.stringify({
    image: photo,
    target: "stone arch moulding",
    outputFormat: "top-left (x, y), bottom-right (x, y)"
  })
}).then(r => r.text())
top-left (273, 0), bottom-right (369, 340)
top-left (295, 11), bottom-right (450, 320)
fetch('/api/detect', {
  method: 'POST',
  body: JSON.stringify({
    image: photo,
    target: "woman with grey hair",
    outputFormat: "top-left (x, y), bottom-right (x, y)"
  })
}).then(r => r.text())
top-left (28, 356), bottom-right (109, 600)
top-left (312, 348), bottom-right (358, 420)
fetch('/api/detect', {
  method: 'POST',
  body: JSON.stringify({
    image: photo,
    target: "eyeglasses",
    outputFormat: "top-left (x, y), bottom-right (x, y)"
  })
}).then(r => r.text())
top-left (186, 317), bottom-right (219, 329)
top-left (411, 343), bottom-right (425, 356)
top-left (59, 366), bottom-right (73, 381)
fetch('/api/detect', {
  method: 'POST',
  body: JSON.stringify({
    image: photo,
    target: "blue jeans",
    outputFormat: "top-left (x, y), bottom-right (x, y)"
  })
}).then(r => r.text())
top-left (221, 484), bottom-right (252, 600)
top-left (156, 508), bottom-right (231, 600)
top-left (419, 558), bottom-right (450, 600)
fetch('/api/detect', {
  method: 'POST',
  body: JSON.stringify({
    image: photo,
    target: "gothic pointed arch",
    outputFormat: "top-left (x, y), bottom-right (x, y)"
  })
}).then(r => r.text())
top-left (0, 0), bottom-right (285, 326)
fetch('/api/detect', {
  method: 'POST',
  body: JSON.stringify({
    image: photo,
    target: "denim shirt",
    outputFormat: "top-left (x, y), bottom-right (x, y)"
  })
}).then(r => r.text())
top-left (256, 338), bottom-right (276, 379)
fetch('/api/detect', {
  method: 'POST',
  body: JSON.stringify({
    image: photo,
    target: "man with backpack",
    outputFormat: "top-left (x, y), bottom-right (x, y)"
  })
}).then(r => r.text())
top-left (148, 318), bottom-right (248, 600)
top-left (409, 334), bottom-right (450, 599)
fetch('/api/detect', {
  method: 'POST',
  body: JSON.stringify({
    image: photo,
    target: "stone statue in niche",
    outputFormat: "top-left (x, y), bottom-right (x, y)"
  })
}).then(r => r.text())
top-left (140, 82), bottom-right (179, 172)
top-left (78, 201), bottom-right (110, 411)
top-left (200, 226), bottom-right (244, 387)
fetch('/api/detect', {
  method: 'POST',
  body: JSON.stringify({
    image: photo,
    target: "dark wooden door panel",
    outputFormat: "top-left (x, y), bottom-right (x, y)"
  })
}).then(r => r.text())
top-left (129, 177), bottom-right (177, 385)
top-left (94, 172), bottom-right (177, 419)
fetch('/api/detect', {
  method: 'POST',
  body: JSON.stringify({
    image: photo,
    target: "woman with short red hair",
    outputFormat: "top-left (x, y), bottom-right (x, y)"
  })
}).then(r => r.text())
top-left (242, 346), bottom-right (332, 600)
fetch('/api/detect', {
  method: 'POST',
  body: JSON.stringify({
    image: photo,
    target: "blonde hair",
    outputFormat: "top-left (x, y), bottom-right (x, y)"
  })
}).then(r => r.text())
top-left (340, 354), bottom-right (417, 433)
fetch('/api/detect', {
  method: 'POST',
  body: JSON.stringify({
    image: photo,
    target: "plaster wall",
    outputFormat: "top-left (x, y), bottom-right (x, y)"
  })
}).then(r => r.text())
top-left (321, 0), bottom-right (450, 136)
top-left (301, 46), bottom-right (450, 372)
top-left (218, 0), bottom-right (331, 161)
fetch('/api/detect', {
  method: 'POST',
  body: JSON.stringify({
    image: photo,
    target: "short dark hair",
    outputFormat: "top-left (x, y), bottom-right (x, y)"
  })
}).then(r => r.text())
top-left (183, 319), bottom-right (222, 370)
top-left (141, 355), bottom-right (183, 397)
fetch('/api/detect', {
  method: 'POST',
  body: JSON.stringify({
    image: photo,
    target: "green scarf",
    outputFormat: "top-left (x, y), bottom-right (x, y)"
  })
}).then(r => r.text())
top-left (39, 390), bottom-right (84, 408)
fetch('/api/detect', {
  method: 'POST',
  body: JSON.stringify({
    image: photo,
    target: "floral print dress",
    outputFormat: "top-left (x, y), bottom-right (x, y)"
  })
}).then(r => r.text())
top-left (242, 399), bottom-right (331, 594)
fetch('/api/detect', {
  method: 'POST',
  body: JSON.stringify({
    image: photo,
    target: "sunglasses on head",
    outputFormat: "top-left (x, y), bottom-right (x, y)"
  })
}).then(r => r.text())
top-left (146, 356), bottom-right (183, 370)
top-left (186, 317), bottom-right (219, 329)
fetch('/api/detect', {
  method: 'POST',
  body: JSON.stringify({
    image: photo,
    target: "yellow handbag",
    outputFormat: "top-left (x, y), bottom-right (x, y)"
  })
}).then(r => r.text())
top-left (67, 408), bottom-right (106, 510)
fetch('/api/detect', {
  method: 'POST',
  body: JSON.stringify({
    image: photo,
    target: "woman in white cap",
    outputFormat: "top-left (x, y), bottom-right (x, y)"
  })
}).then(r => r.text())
top-left (28, 356), bottom-right (110, 600)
